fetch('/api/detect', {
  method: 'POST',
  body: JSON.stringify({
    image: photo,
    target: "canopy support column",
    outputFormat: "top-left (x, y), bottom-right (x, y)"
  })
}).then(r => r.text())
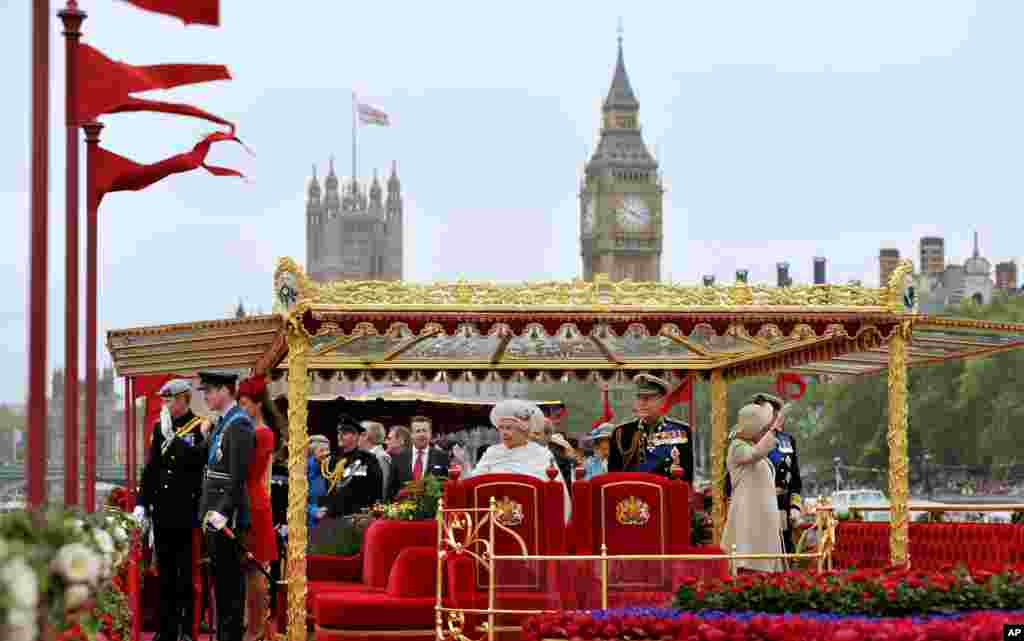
top-left (887, 321), bottom-right (911, 566)
top-left (710, 369), bottom-right (728, 545)
top-left (285, 320), bottom-right (311, 641)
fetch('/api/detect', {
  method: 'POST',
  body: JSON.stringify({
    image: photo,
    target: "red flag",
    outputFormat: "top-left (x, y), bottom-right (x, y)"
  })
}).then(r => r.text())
top-left (90, 131), bottom-right (245, 210)
top-left (658, 375), bottom-right (693, 416)
top-left (132, 374), bottom-right (173, 445)
top-left (591, 388), bottom-right (614, 428)
top-left (775, 372), bottom-right (807, 401)
top-left (78, 43), bottom-right (230, 122)
top-left (117, 0), bottom-right (219, 26)
top-left (109, 96), bottom-right (237, 136)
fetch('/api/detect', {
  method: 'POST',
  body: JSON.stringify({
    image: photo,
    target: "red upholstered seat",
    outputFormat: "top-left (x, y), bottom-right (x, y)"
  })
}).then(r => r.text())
top-left (568, 472), bottom-right (726, 604)
top-left (307, 519), bottom-right (436, 629)
top-left (443, 473), bottom-right (567, 633)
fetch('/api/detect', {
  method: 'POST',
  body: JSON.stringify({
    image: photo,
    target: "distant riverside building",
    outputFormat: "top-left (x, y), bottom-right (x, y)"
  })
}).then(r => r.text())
top-left (916, 232), bottom-right (994, 312)
top-left (305, 159), bottom-right (404, 283)
top-left (813, 257), bottom-right (827, 285)
top-left (776, 262), bottom-right (791, 287)
top-left (919, 237), bottom-right (945, 276)
top-left (995, 261), bottom-right (1018, 291)
top-left (879, 248), bottom-right (901, 287)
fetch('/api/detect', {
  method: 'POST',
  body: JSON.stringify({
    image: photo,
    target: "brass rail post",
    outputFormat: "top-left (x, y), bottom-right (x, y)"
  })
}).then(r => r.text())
top-left (710, 370), bottom-right (728, 544)
top-left (887, 321), bottom-right (910, 566)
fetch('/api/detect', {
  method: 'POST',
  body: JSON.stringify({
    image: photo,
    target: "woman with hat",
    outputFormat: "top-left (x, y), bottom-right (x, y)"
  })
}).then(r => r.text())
top-left (721, 402), bottom-right (786, 574)
top-left (236, 375), bottom-right (280, 641)
top-left (584, 423), bottom-right (614, 480)
top-left (467, 399), bottom-right (572, 522)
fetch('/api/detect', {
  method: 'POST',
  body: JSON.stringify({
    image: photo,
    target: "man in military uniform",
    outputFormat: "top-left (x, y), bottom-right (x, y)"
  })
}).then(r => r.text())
top-left (725, 392), bottom-right (804, 554)
top-left (607, 374), bottom-right (694, 482)
top-left (321, 416), bottom-right (384, 518)
top-left (135, 379), bottom-right (205, 641)
top-left (197, 371), bottom-right (255, 641)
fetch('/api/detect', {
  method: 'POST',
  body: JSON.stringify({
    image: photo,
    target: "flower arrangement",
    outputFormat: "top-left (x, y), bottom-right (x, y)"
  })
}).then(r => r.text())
top-left (522, 607), bottom-right (1024, 641)
top-left (0, 502), bottom-right (138, 641)
top-left (373, 474), bottom-right (444, 521)
top-left (674, 564), bottom-right (1024, 616)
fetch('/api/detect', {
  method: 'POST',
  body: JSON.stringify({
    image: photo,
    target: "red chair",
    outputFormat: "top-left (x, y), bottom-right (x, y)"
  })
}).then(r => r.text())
top-left (310, 519), bottom-right (438, 641)
top-left (568, 472), bottom-right (726, 607)
top-left (443, 473), bottom-right (567, 636)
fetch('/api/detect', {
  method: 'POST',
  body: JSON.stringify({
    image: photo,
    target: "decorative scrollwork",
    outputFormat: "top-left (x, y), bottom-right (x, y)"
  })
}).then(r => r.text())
top-left (275, 256), bottom-right (890, 310)
top-left (615, 496), bottom-right (652, 526)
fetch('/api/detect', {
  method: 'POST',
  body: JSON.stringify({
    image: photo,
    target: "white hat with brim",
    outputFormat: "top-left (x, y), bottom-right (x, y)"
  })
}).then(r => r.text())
top-left (731, 403), bottom-right (774, 439)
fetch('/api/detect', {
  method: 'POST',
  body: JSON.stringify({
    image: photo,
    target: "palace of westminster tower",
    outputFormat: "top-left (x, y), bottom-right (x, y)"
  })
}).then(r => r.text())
top-left (305, 159), bottom-right (404, 282)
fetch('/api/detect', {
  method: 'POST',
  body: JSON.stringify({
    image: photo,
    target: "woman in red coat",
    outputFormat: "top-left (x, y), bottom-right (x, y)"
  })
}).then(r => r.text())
top-left (237, 375), bottom-right (280, 641)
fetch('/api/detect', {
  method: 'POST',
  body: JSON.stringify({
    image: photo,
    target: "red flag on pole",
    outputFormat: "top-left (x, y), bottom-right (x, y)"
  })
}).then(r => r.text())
top-left (132, 373), bottom-right (173, 445)
top-left (775, 372), bottom-right (807, 401)
top-left (117, 0), bottom-right (220, 26)
top-left (90, 131), bottom-right (245, 210)
top-left (591, 388), bottom-right (614, 428)
top-left (109, 96), bottom-right (237, 135)
top-left (77, 43), bottom-right (230, 122)
top-left (658, 375), bottom-right (693, 416)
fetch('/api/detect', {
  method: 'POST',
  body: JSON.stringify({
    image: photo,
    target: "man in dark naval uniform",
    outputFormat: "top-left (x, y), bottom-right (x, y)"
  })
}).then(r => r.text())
top-left (135, 378), bottom-right (206, 641)
top-left (321, 416), bottom-right (384, 518)
top-left (607, 374), bottom-right (694, 482)
top-left (197, 371), bottom-right (255, 641)
top-left (725, 392), bottom-right (804, 554)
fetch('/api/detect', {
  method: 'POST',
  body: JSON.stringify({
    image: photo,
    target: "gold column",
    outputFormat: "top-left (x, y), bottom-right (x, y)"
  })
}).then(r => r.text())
top-left (887, 321), bottom-right (910, 566)
top-left (285, 318), bottom-right (311, 641)
top-left (710, 369), bottom-right (728, 545)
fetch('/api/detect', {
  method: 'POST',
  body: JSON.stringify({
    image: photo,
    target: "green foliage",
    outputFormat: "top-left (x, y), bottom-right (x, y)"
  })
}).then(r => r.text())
top-left (309, 519), bottom-right (364, 557)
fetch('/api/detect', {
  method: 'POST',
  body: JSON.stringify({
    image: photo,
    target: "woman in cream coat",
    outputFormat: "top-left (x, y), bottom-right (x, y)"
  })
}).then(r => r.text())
top-left (721, 403), bottom-right (785, 574)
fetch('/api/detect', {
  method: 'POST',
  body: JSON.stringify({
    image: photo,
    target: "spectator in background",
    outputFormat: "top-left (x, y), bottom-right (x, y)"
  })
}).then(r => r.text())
top-left (361, 421), bottom-right (392, 500)
top-left (584, 423), bottom-right (614, 480)
top-left (306, 435), bottom-right (330, 531)
top-left (386, 425), bottom-right (411, 456)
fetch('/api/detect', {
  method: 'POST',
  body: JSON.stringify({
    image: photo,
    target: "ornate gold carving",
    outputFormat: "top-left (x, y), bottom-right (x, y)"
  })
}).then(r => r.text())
top-left (886, 259), bottom-right (915, 313)
top-left (275, 256), bottom-right (889, 310)
top-left (284, 317), bottom-right (310, 641)
top-left (710, 370), bottom-right (728, 545)
top-left (494, 497), bottom-right (525, 528)
top-left (274, 257), bottom-right (309, 315)
top-left (615, 496), bottom-right (652, 526)
top-left (887, 321), bottom-right (910, 566)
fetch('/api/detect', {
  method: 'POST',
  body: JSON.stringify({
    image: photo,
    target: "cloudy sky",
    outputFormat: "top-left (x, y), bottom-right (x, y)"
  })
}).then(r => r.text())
top-left (3, 0), bottom-right (1022, 403)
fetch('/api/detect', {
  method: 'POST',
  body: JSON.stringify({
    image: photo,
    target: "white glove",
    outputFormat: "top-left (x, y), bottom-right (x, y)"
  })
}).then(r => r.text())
top-left (314, 507), bottom-right (328, 521)
top-left (160, 407), bottom-right (174, 441)
top-left (132, 506), bottom-right (147, 525)
top-left (204, 511), bottom-right (227, 531)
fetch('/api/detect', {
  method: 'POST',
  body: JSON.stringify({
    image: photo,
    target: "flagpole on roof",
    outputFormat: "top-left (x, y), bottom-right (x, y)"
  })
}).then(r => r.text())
top-left (352, 90), bottom-right (358, 187)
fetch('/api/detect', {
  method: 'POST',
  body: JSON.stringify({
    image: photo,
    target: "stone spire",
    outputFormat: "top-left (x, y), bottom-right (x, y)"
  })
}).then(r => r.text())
top-left (603, 23), bottom-right (639, 113)
top-left (973, 230), bottom-right (980, 258)
top-left (370, 168), bottom-right (383, 206)
top-left (308, 164), bottom-right (321, 198)
top-left (324, 156), bottom-right (340, 214)
top-left (387, 160), bottom-right (401, 192)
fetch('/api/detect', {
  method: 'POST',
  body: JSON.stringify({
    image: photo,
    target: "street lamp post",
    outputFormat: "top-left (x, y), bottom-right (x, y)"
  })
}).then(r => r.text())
top-left (833, 457), bottom-right (842, 493)
top-left (923, 452), bottom-right (933, 500)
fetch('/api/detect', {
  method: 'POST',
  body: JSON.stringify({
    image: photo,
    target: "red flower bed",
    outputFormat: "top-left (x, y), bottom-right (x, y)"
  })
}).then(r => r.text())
top-left (674, 564), bottom-right (1024, 616)
top-left (522, 608), bottom-right (1024, 641)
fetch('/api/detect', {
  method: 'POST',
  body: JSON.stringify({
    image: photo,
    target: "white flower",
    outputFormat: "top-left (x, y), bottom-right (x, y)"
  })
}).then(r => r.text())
top-left (68, 518), bottom-right (85, 533)
top-left (51, 543), bottom-right (101, 585)
top-left (0, 558), bottom-right (39, 610)
top-left (112, 526), bottom-right (128, 543)
top-left (92, 529), bottom-right (114, 556)
top-left (7, 607), bottom-right (34, 627)
top-left (65, 583), bottom-right (92, 610)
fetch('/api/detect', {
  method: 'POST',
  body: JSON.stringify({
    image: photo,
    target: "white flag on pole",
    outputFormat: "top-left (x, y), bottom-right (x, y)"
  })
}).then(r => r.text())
top-left (357, 103), bottom-right (390, 126)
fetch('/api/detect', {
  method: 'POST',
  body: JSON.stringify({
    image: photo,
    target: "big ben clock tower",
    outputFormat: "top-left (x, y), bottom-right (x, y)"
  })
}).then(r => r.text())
top-left (580, 30), bottom-right (663, 282)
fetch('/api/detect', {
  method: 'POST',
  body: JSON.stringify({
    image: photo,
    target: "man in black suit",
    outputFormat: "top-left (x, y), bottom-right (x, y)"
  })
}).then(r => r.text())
top-left (388, 415), bottom-right (450, 499)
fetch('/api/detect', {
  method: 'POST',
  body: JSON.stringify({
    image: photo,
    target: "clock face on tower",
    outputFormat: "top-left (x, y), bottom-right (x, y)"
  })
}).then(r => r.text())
top-left (582, 197), bottom-right (596, 234)
top-left (617, 195), bottom-right (651, 231)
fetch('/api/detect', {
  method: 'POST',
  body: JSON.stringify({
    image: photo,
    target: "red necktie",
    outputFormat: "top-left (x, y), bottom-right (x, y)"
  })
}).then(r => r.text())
top-left (413, 449), bottom-right (424, 481)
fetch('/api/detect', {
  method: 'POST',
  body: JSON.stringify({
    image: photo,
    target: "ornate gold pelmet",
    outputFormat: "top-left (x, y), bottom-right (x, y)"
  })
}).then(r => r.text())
top-left (275, 257), bottom-right (892, 311)
top-left (285, 317), bottom-right (311, 641)
top-left (887, 321), bottom-right (911, 566)
top-left (710, 370), bottom-right (728, 545)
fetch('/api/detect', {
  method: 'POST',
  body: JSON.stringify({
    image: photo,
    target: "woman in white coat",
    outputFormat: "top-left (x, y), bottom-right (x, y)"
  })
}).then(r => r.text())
top-left (721, 402), bottom-right (786, 574)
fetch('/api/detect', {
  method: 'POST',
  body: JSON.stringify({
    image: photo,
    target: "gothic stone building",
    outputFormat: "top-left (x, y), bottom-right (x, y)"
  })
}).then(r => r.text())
top-left (580, 36), bottom-right (664, 282)
top-left (305, 160), bottom-right (404, 282)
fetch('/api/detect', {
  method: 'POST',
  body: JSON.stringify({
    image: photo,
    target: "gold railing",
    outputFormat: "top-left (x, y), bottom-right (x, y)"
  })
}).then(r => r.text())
top-left (851, 504), bottom-right (1024, 517)
top-left (434, 498), bottom-right (838, 641)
